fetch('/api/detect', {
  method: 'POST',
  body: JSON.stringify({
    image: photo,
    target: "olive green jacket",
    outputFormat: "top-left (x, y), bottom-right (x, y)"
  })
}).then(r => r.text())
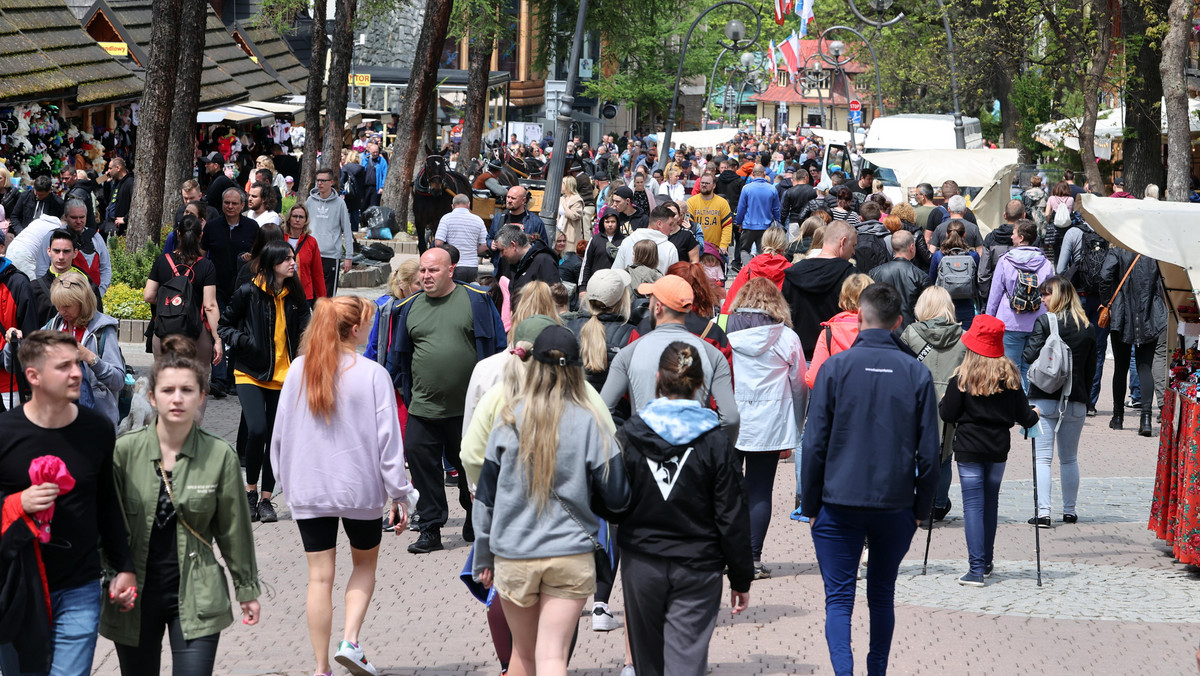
top-left (99, 421), bottom-right (260, 645)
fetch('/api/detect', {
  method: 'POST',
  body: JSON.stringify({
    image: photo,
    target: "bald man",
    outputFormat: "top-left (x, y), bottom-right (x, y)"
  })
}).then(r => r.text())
top-left (384, 247), bottom-right (506, 554)
top-left (103, 157), bottom-right (133, 234)
top-left (489, 185), bottom-right (547, 246)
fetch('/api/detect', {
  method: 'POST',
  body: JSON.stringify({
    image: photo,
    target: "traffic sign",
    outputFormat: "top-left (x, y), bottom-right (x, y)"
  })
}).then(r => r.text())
top-left (849, 100), bottom-right (861, 112)
top-left (849, 110), bottom-right (863, 124)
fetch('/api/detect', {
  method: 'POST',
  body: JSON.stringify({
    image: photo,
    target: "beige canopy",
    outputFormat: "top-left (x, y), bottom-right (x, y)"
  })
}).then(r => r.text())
top-left (1077, 194), bottom-right (1200, 328)
top-left (862, 149), bottom-right (1020, 232)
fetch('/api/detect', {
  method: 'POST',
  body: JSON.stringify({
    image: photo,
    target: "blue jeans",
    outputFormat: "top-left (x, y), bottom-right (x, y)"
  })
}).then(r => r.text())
top-left (1030, 399), bottom-right (1086, 518)
top-left (957, 461), bottom-right (1006, 576)
top-left (1128, 357), bottom-right (1141, 403)
top-left (953, 299), bottom-right (975, 330)
top-left (811, 505), bottom-right (917, 676)
top-left (0, 581), bottom-right (103, 676)
top-left (1003, 330), bottom-right (1032, 392)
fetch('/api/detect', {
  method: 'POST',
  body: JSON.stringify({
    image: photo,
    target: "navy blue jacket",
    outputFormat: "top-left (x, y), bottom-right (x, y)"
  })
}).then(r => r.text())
top-left (383, 282), bottom-right (506, 403)
top-left (801, 329), bottom-right (941, 520)
top-left (489, 209), bottom-right (548, 245)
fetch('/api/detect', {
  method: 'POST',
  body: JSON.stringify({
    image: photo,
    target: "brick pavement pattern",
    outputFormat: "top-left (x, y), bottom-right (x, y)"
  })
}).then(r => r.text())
top-left (90, 337), bottom-right (1200, 676)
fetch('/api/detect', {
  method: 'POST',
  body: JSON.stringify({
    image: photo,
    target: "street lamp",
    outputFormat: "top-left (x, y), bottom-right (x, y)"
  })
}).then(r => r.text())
top-left (793, 53), bottom-right (826, 129)
top-left (657, 0), bottom-right (762, 173)
top-left (537, 0), bottom-right (593, 228)
top-left (817, 26), bottom-right (885, 134)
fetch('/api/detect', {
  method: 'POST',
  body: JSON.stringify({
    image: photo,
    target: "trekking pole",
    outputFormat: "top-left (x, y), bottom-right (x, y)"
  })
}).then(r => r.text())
top-left (1026, 428), bottom-right (1043, 587)
top-left (921, 515), bottom-right (932, 575)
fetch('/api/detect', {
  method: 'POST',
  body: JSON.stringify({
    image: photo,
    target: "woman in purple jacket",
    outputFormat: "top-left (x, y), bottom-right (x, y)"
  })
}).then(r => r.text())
top-left (984, 219), bottom-right (1055, 390)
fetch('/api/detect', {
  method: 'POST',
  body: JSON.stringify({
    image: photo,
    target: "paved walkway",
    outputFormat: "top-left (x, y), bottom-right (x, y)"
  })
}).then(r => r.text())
top-left (92, 334), bottom-right (1200, 675)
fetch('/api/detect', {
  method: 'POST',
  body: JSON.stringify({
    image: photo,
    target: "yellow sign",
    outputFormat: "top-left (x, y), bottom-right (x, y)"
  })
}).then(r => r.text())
top-left (349, 73), bottom-right (371, 87)
top-left (249, 56), bottom-right (258, 64)
top-left (99, 42), bottom-right (128, 57)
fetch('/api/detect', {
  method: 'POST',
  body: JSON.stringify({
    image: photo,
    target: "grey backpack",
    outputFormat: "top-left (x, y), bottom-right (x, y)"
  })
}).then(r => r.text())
top-left (935, 249), bottom-right (977, 300)
top-left (1028, 313), bottom-right (1072, 428)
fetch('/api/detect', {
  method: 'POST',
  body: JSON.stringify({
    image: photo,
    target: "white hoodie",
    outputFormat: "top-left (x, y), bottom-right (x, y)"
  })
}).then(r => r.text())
top-left (610, 227), bottom-right (678, 275)
top-left (727, 316), bottom-right (808, 452)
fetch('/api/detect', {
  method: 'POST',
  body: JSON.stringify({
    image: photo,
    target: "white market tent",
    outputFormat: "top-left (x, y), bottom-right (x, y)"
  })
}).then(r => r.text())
top-left (647, 128), bottom-right (740, 150)
top-left (1077, 194), bottom-right (1200, 332)
top-left (1034, 98), bottom-right (1200, 160)
top-left (860, 149), bottom-right (1020, 232)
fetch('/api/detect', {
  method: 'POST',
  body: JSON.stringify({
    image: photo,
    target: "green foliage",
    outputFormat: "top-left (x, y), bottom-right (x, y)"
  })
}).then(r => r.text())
top-left (103, 283), bottom-right (152, 320)
top-left (110, 237), bottom-right (161, 289)
top-left (281, 195), bottom-right (296, 216)
top-left (1009, 70), bottom-right (1054, 156)
top-left (978, 104), bottom-right (1001, 142)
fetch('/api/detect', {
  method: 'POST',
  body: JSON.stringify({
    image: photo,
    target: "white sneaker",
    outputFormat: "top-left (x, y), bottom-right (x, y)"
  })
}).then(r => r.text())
top-left (620, 666), bottom-right (636, 676)
top-left (592, 602), bottom-right (619, 631)
top-left (334, 640), bottom-right (378, 676)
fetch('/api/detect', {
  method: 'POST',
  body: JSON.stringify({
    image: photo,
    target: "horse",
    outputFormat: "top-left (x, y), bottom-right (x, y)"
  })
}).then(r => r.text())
top-left (412, 146), bottom-right (471, 254)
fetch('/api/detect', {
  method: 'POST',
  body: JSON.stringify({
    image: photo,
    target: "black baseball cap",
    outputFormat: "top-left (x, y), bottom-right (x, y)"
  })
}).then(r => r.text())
top-left (532, 326), bottom-right (582, 367)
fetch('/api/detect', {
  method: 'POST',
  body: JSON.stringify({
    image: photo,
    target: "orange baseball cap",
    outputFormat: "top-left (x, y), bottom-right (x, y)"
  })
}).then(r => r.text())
top-left (637, 275), bottom-right (694, 313)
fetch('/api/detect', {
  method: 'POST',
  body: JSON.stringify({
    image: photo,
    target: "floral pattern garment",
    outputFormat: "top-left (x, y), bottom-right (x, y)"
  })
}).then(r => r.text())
top-left (1149, 390), bottom-right (1200, 565)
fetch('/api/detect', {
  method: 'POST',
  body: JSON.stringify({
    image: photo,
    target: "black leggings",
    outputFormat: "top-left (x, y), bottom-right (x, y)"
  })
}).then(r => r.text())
top-left (741, 451), bottom-right (781, 561)
top-left (236, 384), bottom-right (280, 493)
top-left (594, 530), bottom-right (621, 605)
top-left (113, 586), bottom-right (220, 675)
top-left (1110, 337), bottom-right (1155, 411)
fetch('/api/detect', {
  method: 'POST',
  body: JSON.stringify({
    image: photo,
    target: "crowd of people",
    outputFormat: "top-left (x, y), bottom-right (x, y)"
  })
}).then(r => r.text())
top-left (0, 125), bottom-right (1176, 676)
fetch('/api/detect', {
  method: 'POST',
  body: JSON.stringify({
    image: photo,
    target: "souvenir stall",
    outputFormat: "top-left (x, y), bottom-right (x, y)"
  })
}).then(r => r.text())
top-left (0, 103), bottom-right (118, 184)
top-left (1079, 195), bottom-right (1200, 566)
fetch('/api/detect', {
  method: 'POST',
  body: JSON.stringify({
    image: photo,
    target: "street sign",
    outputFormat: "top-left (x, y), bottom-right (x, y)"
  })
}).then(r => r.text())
top-left (349, 73), bottom-right (371, 87)
top-left (849, 110), bottom-right (863, 124)
top-left (848, 100), bottom-right (861, 112)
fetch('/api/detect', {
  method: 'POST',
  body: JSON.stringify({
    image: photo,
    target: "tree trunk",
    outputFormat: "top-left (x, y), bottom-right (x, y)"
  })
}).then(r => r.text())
top-left (127, 0), bottom-right (183, 250)
top-left (322, 0), bottom-right (357, 170)
top-left (1077, 0), bottom-right (1111, 194)
top-left (299, 0), bottom-right (328, 197)
top-left (460, 36), bottom-right (494, 165)
top-left (1121, 0), bottom-right (1167, 197)
top-left (380, 0), bottom-right (454, 232)
top-left (162, 0), bottom-right (206, 214)
top-left (1159, 0), bottom-right (1191, 202)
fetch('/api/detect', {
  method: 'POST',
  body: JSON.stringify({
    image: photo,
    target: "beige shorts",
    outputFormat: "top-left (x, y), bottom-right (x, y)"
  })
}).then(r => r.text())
top-left (493, 552), bottom-right (596, 607)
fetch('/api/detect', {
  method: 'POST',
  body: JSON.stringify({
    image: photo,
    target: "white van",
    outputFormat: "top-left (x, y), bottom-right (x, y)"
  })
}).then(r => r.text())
top-left (864, 114), bottom-right (984, 153)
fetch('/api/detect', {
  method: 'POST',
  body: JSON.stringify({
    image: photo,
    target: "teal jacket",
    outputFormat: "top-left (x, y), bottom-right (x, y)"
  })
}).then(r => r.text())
top-left (99, 421), bottom-right (260, 645)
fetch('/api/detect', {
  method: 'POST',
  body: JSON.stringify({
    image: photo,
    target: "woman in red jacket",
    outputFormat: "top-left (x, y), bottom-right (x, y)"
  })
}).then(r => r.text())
top-left (721, 226), bottom-right (790, 314)
top-left (284, 204), bottom-right (327, 306)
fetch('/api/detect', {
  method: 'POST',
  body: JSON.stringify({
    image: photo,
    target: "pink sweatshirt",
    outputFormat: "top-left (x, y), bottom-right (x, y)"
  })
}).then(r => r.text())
top-left (270, 352), bottom-right (418, 520)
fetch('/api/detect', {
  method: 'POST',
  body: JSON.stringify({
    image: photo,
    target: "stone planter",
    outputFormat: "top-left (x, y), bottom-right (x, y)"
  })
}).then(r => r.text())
top-left (339, 262), bottom-right (392, 289)
top-left (117, 319), bottom-right (150, 343)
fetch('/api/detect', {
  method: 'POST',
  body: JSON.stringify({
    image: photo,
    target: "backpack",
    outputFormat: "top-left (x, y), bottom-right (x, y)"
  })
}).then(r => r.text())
top-left (1027, 313), bottom-right (1073, 430)
top-left (1053, 201), bottom-right (1071, 227)
top-left (1008, 269), bottom-right (1042, 313)
top-left (1072, 229), bottom-right (1109, 295)
top-left (935, 249), bottom-right (977, 300)
top-left (154, 254), bottom-right (204, 339)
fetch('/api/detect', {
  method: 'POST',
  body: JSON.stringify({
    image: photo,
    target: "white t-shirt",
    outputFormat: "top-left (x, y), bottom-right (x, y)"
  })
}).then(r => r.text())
top-left (247, 209), bottom-right (281, 227)
top-left (433, 208), bottom-right (488, 267)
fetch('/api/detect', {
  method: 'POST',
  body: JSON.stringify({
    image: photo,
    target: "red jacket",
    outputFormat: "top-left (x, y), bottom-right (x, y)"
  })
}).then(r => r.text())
top-left (805, 311), bottom-right (860, 389)
top-left (293, 234), bottom-right (326, 300)
top-left (0, 258), bottom-right (39, 394)
top-left (722, 253), bottom-right (790, 314)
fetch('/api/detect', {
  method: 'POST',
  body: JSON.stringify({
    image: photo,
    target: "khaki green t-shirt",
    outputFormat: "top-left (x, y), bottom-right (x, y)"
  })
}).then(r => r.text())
top-left (407, 285), bottom-right (476, 418)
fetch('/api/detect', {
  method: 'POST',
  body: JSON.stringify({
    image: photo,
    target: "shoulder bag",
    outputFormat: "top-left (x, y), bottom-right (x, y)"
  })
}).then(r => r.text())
top-left (1097, 254), bottom-right (1140, 329)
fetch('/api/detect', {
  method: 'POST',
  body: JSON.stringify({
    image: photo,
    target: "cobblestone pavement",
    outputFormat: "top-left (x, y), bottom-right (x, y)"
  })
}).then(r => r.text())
top-left (90, 342), bottom-right (1200, 676)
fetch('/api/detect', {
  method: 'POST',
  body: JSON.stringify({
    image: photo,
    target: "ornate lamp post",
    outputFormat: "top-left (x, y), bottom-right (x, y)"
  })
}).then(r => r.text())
top-left (656, 1), bottom-right (762, 172)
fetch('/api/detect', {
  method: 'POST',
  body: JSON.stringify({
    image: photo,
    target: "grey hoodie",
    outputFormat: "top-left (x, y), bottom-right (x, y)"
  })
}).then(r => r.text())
top-left (305, 188), bottom-right (354, 260)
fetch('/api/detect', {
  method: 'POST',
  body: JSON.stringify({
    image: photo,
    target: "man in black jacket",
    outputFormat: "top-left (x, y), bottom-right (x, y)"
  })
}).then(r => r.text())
top-left (867, 230), bottom-right (930, 329)
top-left (202, 152), bottom-right (234, 209)
top-left (801, 283), bottom-right (939, 676)
top-left (102, 158), bottom-right (132, 235)
top-left (495, 224), bottom-right (560, 298)
top-left (9, 176), bottom-right (64, 236)
top-left (781, 170), bottom-right (817, 229)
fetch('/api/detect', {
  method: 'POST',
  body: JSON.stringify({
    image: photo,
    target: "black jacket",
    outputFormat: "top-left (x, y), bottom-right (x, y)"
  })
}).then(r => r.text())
top-left (853, 220), bottom-right (892, 274)
top-left (203, 173), bottom-right (235, 210)
top-left (782, 257), bottom-right (856, 360)
top-left (103, 174), bottom-right (133, 223)
top-left (615, 204), bottom-right (648, 233)
top-left (0, 509), bottom-right (52, 672)
top-left (780, 183), bottom-right (816, 226)
top-left (566, 313), bottom-right (636, 422)
top-left (714, 170), bottom-right (745, 215)
top-left (579, 232), bottom-right (625, 291)
top-left (1099, 246), bottom-right (1167, 346)
top-left (1023, 312), bottom-right (1098, 405)
top-left (217, 281), bottom-right (310, 383)
top-left (868, 257), bottom-right (931, 330)
top-left (939, 375), bottom-right (1039, 464)
top-left (66, 182), bottom-right (97, 230)
top-left (613, 414), bottom-right (753, 593)
top-left (510, 239), bottom-right (562, 298)
top-left (340, 162), bottom-right (366, 212)
top-left (9, 191), bottom-right (63, 235)
top-left (977, 223), bottom-right (1014, 302)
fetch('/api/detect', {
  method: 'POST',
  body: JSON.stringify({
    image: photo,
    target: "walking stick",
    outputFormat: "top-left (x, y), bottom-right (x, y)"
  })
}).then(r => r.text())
top-left (921, 517), bottom-right (932, 575)
top-left (1026, 428), bottom-right (1043, 587)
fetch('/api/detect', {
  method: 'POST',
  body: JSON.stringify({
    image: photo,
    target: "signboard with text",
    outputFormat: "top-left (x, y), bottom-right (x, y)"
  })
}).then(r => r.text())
top-left (349, 73), bottom-right (371, 87)
top-left (99, 42), bottom-right (127, 57)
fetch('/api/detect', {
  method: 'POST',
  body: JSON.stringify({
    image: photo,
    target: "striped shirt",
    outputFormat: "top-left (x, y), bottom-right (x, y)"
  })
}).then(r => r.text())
top-left (434, 207), bottom-right (488, 267)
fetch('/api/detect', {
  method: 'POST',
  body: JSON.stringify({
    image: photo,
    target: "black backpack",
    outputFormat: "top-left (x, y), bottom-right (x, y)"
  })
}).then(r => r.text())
top-left (1009, 270), bottom-right (1042, 313)
top-left (1072, 229), bottom-right (1109, 295)
top-left (154, 254), bottom-right (204, 339)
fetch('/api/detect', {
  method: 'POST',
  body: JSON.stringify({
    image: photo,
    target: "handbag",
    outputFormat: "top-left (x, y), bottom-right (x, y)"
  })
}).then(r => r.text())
top-left (1097, 253), bottom-right (1140, 329)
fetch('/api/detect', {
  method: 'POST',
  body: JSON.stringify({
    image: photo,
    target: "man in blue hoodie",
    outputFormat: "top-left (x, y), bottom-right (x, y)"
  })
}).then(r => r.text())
top-left (734, 165), bottom-right (780, 269)
top-left (801, 283), bottom-right (940, 676)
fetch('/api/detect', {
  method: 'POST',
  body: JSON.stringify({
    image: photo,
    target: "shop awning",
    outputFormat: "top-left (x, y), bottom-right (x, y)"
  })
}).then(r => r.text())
top-left (1035, 98), bottom-right (1200, 160)
top-left (646, 128), bottom-right (740, 150)
top-left (229, 22), bottom-right (308, 96)
top-left (84, 0), bottom-right (249, 108)
top-left (0, 0), bottom-right (142, 106)
top-left (245, 100), bottom-right (303, 115)
top-left (196, 104), bottom-right (276, 125)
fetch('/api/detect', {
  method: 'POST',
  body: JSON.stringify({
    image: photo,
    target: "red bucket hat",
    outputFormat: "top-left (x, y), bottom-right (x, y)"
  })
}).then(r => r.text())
top-left (961, 314), bottom-right (1006, 358)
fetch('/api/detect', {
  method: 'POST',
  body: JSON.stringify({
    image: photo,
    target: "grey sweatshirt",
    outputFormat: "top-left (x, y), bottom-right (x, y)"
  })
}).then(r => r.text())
top-left (600, 322), bottom-right (740, 440)
top-left (305, 188), bottom-right (354, 260)
top-left (471, 401), bottom-right (629, 574)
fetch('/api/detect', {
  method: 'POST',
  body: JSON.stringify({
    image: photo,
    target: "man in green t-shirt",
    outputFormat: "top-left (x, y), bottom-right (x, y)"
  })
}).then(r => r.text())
top-left (387, 247), bottom-right (506, 554)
